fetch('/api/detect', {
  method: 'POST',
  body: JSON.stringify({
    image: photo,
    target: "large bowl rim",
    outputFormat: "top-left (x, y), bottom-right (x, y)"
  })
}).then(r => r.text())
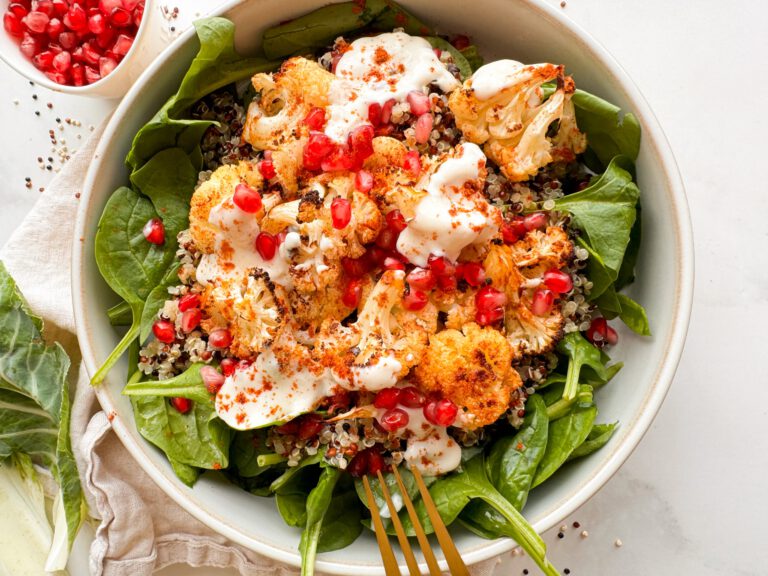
top-left (72, 0), bottom-right (694, 572)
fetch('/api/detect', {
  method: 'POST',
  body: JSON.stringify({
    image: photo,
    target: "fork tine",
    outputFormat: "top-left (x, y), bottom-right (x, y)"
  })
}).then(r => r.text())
top-left (411, 467), bottom-right (470, 576)
top-left (390, 465), bottom-right (442, 576)
top-left (363, 475), bottom-right (402, 576)
top-left (376, 470), bottom-right (421, 576)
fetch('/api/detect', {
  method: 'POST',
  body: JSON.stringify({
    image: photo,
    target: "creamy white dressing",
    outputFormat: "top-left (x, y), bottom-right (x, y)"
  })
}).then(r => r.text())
top-left (325, 32), bottom-right (461, 141)
top-left (196, 197), bottom-right (293, 289)
top-left (470, 59), bottom-right (524, 99)
top-left (215, 349), bottom-right (342, 430)
top-left (397, 143), bottom-right (500, 267)
top-left (379, 492), bottom-right (403, 519)
top-left (349, 355), bottom-right (402, 391)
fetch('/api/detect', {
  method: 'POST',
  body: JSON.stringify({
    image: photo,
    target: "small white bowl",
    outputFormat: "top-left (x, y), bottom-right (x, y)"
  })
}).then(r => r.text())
top-left (0, 0), bottom-right (165, 98)
top-left (73, 0), bottom-right (694, 573)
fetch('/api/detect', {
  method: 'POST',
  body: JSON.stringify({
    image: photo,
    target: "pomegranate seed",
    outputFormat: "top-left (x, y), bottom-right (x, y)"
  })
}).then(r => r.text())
top-left (331, 197), bottom-right (352, 229)
top-left (374, 387), bottom-right (401, 410)
top-left (98, 0), bottom-right (122, 15)
top-left (258, 159), bottom-right (276, 180)
top-left (4, 12), bottom-right (24, 35)
top-left (19, 32), bottom-right (39, 58)
top-left (109, 6), bottom-right (131, 26)
top-left (437, 274), bottom-right (457, 291)
top-left (456, 262), bottom-right (486, 287)
top-left (9, 3), bottom-right (28, 18)
top-left (433, 48), bottom-right (442, 58)
top-left (476, 308), bottom-right (504, 326)
top-left (52, 50), bottom-right (71, 71)
top-left (374, 227), bottom-right (398, 251)
top-left (354, 169), bottom-right (373, 192)
top-left (87, 12), bottom-right (105, 33)
top-left (94, 27), bottom-right (114, 48)
top-left (380, 98), bottom-right (396, 124)
top-left (111, 32), bottom-right (133, 56)
top-left (303, 131), bottom-right (335, 170)
top-left (48, 42), bottom-right (62, 54)
top-left (531, 289), bottom-right (555, 316)
top-left (399, 386), bottom-right (426, 408)
top-left (170, 397), bottom-right (192, 414)
top-left (220, 358), bottom-right (237, 377)
top-left (178, 293), bottom-right (200, 312)
top-left (428, 254), bottom-right (455, 278)
top-left (586, 317), bottom-right (618, 347)
top-left (382, 256), bottom-right (405, 271)
top-left (34, 0), bottom-right (54, 15)
top-left (142, 218), bottom-right (164, 244)
top-left (543, 269), bottom-right (573, 294)
top-left (403, 150), bottom-right (421, 176)
top-left (63, 3), bottom-right (86, 30)
top-left (368, 245), bottom-right (390, 266)
top-left (180, 308), bottom-right (201, 333)
top-left (32, 50), bottom-right (54, 70)
top-left (476, 285), bottom-right (507, 311)
top-left (341, 255), bottom-right (373, 278)
top-left (58, 30), bottom-right (76, 49)
top-left (385, 209), bottom-right (407, 233)
top-left (99, 55), bottom-right (117, 77)
top-left (208, 328), bottom-right (233, 349)
top-left (200, 365), bottom-right (225, 395)
top-left (71, 63), bottom-right (84, 85)
top-left (379, 408), bottom-right (409, 432)
top-left (23, 10), bottom-right (49, 33)
top-left (524, 212), bottom-right (548, 231)
top-left (45, 16), bottom-right (62, 36)
top-left (52, 0), bottom-right (67, 16)
top-left (276, 419), bottom-right (299, 435)
top-left (407, 90), bottom-right (430, 115)
top-left (501, 217), bottom-right (527, 244)
top-left (367, 102), bottom-right (382, 126)
top-left (255, 232), bottom-right (277, 260)
top-left (347, 124), bottom-right (375, 168)
top-left (232, 182), bottom-right (263, 213)
top-left (132, 2), bottom-right (142, 26)
top-left (451, 35), bottom-right (470, 50)
top-left (81, 41), bottom-right (101, 65)
top-left (367, 450), bottom-right (385, 475)
top-left (406, 267), bottom-right (436, 291)
top-left (403, 289), bottom-right (428, 310)
top-left (298, 414), bottom-right (325, 439)
top-left (347, 450), bottom-right (369, 477)
top-left (414, 113), bottom-right (434, 144)
top-left (303, 106), bottom-right (326, 130)
top-left (320, 144), bottom-right (354, 172)
top-left (152, 320), bottom-right (175, 343)
top-left (342, 278), bottom-right (363, 308)
top-left (423, 398), bottom-right (458, 427)
top-left (84, 65), bottom-right (101, 84)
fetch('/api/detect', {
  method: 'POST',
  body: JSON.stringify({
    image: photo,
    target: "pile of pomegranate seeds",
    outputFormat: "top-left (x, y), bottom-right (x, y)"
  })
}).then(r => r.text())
top-left (373, 385), bottom-right (459, 429)
top-left (3, 0), bottom-right (145, 86)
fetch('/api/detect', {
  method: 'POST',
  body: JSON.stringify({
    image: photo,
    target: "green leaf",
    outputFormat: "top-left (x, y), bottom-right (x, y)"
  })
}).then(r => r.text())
top-left (139, 262), bottom-right (181, 343)
top-left (617, 293), bottom-right (651, 336)
top-left (230, 430), bottom-right (272, 478)
top-left (460, 45), bottom-right (484, 72)
top-left (557, 332), bottom-right (608, 402)
top-left (126, 17), bottom-right (279, 173)
top-left (170, 459), bottom-right (202, 487)
top-left (553, 156), bottom-right (640, 276)
top-left (571, 89), bottom-right (641, 170)
top-left (567, 422), bottom-right (618, 461)
top-left (107, 300), bottom-right (132, 326)
top-left (270, 452), bottom-right (324, 493)
top-left (299, 466), bottom-right (342, 576)
top-left (316, 488), bottom-right (363, 553)
top-left (275, 465), bottom-right (319, 528)
top-left (425, 36), bottom-right (472, 79)
top-left (532, 386), bottom-right (597, 488)
top-left (615, 203), bottom-right (642, 290)
top-left (122, 363), bottom-right (212, 404)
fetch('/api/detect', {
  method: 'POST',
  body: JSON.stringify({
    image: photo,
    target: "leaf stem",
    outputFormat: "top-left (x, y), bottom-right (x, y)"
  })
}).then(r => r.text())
top-left (257, 453), bottom-right (288, 467)
top-left (107, 301), bottom-right (132, 326)
top-left (91, 316), bottom-right (141, 386)
top-left (563, 354), bottom-right (578, 402)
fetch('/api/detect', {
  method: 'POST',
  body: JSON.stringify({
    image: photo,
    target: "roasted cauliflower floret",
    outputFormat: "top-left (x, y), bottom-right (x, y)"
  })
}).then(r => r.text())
top-left (449, 62), bottom-right (586, 182)
top-left (483, 243), bottom-right (525, 305)
top-left (413, 322), bottom-right (522, 429)
top-left (508, 226), bottom-right (573, 278)
top-left (243, 57), bottom-right (333, 152)
top-left (200, 269), bottom-right (284, 358)
top-left (505, 301), bottom-right (564, 357)
top-left (189, 161), bottom-right (264, 254)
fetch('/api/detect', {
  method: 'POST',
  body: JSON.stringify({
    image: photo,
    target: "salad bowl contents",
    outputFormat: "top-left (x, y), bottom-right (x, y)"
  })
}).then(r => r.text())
top-left (76, 0), bottom-right (691, 574)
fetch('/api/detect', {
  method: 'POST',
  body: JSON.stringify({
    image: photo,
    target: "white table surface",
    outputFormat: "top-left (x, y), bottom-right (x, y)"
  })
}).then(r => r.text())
top-left (2, 1), bottom-right (767, 575)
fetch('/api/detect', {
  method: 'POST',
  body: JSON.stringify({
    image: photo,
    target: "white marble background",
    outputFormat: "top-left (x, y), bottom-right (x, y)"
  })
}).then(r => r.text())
top-left (1, 1), bottom-right (767, 574)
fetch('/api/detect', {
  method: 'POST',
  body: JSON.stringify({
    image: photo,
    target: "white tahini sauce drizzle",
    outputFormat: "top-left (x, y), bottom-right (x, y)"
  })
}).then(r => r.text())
top-left (195, 197), bottom-right (293, 289)
top-left (325, 32), bottom-right (461, 141)
top-left (350, 355), bottom-right (402, 391)
top-left (469, 59), bottom-right (524, 100)
top-left (397, 143), bottom-right (500, 267)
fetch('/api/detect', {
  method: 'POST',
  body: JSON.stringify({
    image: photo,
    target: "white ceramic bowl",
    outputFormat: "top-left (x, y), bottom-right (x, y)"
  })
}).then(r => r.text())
top-left (0, 0), bottom-right (166, 98)
top-left (73, 0), bottom-right (694, 573)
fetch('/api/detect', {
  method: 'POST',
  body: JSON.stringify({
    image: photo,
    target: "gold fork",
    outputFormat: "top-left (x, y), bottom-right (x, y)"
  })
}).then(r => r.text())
top-left (362, 464), bottom-right (470, 576)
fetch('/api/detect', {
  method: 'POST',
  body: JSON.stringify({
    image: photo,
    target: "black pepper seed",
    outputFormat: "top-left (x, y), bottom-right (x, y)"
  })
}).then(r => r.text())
top-left (29, 80), bottom-right (34, 86)
top-left (170, 26), bottom-right (175, 31)
top-left (573, 521), bottom-right (580, 528)
top-left (32, 94), bottom-right (37, 99)
top-left (558, 532), bottom-right (564, 539)
top-left (56, 117), bottom-right (61, 123)
top-left (46, 165), bottom-right (52, 171)
top-left (523, 571), bottom-right (529, 575)
top-left (47, 157), bottom-right (53, 162)
top-left (34, 111), bottom-right (40, 116)
top-left (47, 102), bottom-right (53, 109)
top-left (24, 177), bottom-right (31, 182)
top-left (564, 570), bottom-right (571, 575)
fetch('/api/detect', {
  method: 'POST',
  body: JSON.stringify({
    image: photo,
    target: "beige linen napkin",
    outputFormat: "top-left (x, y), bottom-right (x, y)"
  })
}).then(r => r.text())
top-left (0, 127), bottom-right (503, 576)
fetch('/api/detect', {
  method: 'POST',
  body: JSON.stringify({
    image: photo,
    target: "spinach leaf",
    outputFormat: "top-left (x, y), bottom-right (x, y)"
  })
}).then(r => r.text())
top-left (270, 452), bottom-right (324, 493)
top-left (567, 422), bottom-right (618, 461)
top-left (0, 262), bottom-right (84, 555)
top-left (557, 332), bottom-right (608, 402)
top-left (107, 300), bottom-right (132, 326)
top-left (317, 488), bottom-right (363, 552)
top-left (486, 394), bottom-right (549, 511)
top-left (231, 430), bottom-right (272, 478)
top-left (615, 203), bottom-right (642, 290)
top-left (617, 293), bottom-right (651, 336)
top-left (138, 262), bottom-right (180, 342)
top-left (571, 89), bottom-right (641, 170)
top-left (532, 385), bottom-right (597, 488)
top-left (299, 466), bottom-right (342, 576)
top-left (122, 363), bottom-right (212, 404)
top-left (261, 0), bottom-right (432, 60)
top-left (126, 18), bottom-right (279, 173)
top-left (553, 156), bottom-right (640, 276)
top-left (130, 393), bottom-right (231, 472)
top-left (460, 45), bottom-right (484, 72)
top-left (275, 464), bottom-right (321, 528)
top-left (92, 187), bottom-right (176, 385)
top-left (170, 458), bottom-right (202, 488)
top-left (426, 36), bottom-right (472, 79)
